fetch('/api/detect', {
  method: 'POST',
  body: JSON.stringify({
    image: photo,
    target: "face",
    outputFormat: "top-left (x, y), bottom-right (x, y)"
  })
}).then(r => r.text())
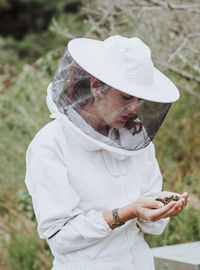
top-left (91, 79), bottom-right (142, 129)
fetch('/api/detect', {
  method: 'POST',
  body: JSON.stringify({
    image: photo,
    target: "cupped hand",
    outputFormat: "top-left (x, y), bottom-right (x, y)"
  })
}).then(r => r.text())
top-left (151, 191), bottom-right (189, 221)
top-left (131, 191), bottom-right (189, 222)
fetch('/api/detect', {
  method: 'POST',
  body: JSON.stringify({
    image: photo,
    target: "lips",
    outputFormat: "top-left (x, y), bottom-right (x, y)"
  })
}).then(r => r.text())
top-left (120, 113), bottom-right (139, 123)
top-left (120, 115), bottom-right (132, 121)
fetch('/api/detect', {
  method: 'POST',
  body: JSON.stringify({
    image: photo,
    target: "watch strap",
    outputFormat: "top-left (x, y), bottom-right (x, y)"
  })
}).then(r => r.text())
top-left (112, 208), bottom-right (125, 227)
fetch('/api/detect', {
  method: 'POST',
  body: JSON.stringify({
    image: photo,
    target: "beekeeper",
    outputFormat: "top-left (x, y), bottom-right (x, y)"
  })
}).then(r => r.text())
top-left (25, 36), bottom-right (189, 270)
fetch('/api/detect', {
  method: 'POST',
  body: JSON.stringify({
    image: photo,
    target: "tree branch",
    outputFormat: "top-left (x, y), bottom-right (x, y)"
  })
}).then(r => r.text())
top-left (158, 62), bottom-right (200, 83)
top-left (167, 38), bottom-right (188, 63)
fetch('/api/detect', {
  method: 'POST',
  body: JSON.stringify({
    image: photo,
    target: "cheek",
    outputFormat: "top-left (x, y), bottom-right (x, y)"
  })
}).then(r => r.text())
top-left (97, 94), bottom-right (126, 122)
top-left (105, 96), bottom-right (124, 112)
top-left (103, 105), bottom-right (125, 127)
top-left (103, 102), bottom-right (122, 118)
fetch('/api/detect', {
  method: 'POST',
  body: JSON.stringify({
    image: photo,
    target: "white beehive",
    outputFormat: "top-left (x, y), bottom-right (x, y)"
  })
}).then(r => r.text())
top-left (152, 241), bottom-right (200, 270)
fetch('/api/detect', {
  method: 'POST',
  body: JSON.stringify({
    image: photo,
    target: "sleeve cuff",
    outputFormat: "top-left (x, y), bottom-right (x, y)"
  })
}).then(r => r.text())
top-left (136, 217), bottom-right (169, 235)
top-left (98, 212), bottom-right (113, 233)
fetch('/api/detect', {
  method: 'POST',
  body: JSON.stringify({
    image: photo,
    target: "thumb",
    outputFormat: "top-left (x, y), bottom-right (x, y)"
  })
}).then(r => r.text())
top-left (143, 198), bottom-right (164, 209)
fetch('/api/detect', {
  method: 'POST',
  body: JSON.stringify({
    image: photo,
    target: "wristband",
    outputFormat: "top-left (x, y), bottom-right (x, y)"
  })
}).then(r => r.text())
top-left (111, 208), bottom-right (125, 227)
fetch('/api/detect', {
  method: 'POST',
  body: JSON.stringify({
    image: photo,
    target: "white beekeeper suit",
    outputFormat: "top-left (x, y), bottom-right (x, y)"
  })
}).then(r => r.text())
top-left (25, 36), bottom-right (180, 270)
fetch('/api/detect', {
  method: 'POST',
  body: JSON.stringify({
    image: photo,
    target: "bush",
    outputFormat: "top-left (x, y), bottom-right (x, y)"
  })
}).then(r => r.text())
top-left (7, 233), bottom-right (40, 270)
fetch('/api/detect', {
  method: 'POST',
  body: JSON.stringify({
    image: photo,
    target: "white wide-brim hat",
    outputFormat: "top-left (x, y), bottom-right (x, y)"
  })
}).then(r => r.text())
top-left (68, 35), bottom-right (180, 103)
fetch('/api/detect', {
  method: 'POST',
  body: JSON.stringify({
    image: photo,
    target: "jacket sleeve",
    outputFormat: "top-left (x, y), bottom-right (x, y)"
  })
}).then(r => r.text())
top-left (25, 138), bottom-right (112, 255)
top-left (136, 144), bottom-right (169, 235)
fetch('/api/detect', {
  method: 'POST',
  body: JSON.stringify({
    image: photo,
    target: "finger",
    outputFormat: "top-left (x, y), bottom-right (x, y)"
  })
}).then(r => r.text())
top-left (147, 201), bottom-right (176, 220)
top-left (172, 201), bottom-right (183, 215)
top-left (181, 192), bottom-right (188, 202)
top-left (153, 202), bottom-right (181, 221)
top-left (148, 200), bottom-right (164, 209)
top-left (142, 197), bottom-right (164, 209)
top-left (179, 197), bottom-right (185, 210)
top-left (158, 200), bottom-right (184, 220)
top-left (182, 192), bottom-right (188, 200)
top-left (178, 195), bottom-right (189, 212)
top-left (171, 205), bottom-right (182, 216)
top-left (182, 197), bottom-right (188, 209)
top-left (182, 192), bottom-right (188, 197)
top-left (180, 193), bottom-right (189, 209)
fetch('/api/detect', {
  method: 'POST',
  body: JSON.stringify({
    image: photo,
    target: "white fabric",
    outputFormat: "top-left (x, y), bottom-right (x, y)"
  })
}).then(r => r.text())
top-left (25, 84), bottom-right (169, 270)
top-left (68, 35), bottom-right (180, 103)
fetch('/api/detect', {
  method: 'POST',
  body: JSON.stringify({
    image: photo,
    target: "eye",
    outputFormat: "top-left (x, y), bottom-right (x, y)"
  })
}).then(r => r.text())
top-left (122, 95), bottom-right (132, 100)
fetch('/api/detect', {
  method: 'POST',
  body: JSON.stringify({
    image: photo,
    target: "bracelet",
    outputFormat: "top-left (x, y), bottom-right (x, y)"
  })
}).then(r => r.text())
top-left (111, 208), bottom-right (125, 227)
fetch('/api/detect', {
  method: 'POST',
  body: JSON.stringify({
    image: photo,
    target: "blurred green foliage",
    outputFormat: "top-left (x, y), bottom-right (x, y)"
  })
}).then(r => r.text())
top-left (0, 0), bottom-right (85, 61)
top-left (7, 234), bottom-right (40, 270)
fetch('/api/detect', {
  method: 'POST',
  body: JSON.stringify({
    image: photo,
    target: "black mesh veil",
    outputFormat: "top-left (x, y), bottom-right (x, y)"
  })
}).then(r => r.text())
top-left (50, 51), bottom-right (171, 151)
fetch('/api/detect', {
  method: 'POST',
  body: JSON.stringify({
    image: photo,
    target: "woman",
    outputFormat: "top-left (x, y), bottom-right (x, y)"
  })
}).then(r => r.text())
top-left (25, 35), bottom-right (189, 270)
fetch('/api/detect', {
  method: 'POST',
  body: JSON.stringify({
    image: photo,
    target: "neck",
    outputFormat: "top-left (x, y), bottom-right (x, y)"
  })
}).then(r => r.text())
top-left (77, 104), bottom-right (109, 137)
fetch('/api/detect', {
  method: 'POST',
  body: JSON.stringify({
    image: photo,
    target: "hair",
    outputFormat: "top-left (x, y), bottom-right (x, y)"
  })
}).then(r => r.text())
top-left (57, 59), bottom-right (93, 111)
top-left (125, 116), bottom-right (143, 135)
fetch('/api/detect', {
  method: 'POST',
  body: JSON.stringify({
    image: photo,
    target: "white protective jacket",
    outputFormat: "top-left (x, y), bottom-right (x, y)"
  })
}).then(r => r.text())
top-left (25, 84), bottom-right (169, 270)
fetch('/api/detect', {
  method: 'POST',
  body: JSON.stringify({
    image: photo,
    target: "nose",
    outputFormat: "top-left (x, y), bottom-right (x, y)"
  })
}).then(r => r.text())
top-left (126, 98), bottom-right (141, 114)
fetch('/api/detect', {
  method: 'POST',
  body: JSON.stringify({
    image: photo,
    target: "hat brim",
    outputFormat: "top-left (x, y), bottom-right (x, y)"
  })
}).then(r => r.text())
top-left (68, 38), bottom-right (180, 103)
